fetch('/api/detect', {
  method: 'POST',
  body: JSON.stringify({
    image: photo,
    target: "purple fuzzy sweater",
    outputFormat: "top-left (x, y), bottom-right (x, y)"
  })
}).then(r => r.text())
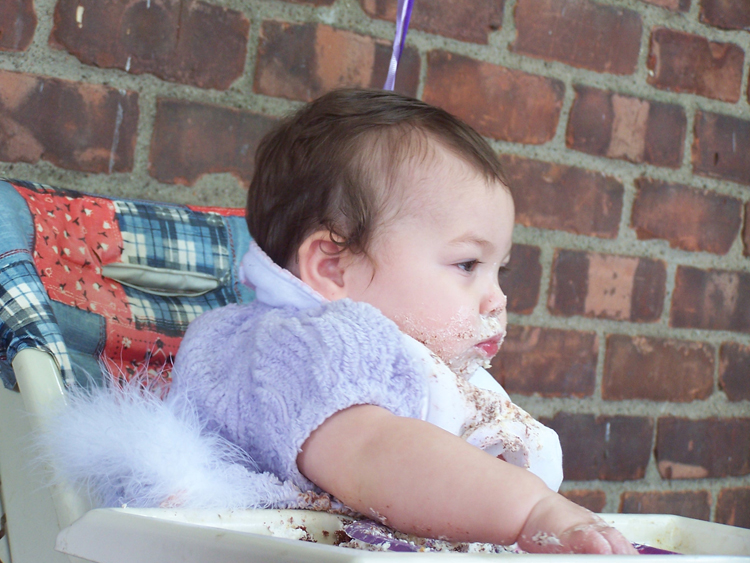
top-left (170, 297), bottom-right (427, 491)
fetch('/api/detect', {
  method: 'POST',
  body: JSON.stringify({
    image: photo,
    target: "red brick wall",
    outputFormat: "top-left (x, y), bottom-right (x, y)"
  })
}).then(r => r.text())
top-left (1, 0), bottom-right (749, 528)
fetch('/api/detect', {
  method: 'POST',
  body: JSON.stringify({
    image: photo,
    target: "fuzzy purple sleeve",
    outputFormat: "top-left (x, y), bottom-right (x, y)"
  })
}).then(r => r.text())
top-left (170, 299), bottom-right (427, 490)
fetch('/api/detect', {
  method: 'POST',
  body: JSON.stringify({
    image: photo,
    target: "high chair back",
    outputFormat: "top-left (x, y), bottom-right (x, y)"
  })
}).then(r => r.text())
top-left (0, 179), bottom-right (253, 563)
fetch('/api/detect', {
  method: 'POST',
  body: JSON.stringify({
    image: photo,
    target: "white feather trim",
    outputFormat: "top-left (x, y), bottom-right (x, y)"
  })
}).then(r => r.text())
top-left (37, 371), bottom-right (303, 510)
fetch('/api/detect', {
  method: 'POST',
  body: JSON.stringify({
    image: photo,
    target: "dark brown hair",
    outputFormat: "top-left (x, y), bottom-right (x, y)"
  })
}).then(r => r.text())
top-left (246, 88), bottom-right (508, 268)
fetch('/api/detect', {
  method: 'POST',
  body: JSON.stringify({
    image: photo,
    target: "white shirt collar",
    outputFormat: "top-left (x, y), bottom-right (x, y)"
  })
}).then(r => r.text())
top-left (239, 239), bottom-right (325, 310)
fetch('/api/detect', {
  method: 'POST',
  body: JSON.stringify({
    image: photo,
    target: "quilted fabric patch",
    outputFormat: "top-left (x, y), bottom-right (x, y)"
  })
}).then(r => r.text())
top-left (7, 180), bottom-right (244, 384)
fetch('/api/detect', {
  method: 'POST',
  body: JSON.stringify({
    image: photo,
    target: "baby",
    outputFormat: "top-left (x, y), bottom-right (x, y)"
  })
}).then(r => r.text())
top-left (171, 88), bottom-right (636, 554)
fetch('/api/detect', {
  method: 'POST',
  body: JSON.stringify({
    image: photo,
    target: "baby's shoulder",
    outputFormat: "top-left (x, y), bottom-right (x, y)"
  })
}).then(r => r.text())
top-left (292, 299), bottom-right (408, 348)
top-left (177, 298), bottom-right (404, 366)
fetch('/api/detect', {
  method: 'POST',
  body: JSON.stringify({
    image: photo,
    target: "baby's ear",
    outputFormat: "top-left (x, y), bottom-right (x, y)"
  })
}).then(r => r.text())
top-left (296, 230), bottom-right (349, 301)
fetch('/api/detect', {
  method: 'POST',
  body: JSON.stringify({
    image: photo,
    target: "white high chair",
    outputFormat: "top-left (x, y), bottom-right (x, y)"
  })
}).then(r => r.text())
top-left (1, 178), bottom-right (749, 563)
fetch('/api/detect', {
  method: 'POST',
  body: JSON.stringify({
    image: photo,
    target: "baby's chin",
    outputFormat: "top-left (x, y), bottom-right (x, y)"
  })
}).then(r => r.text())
top-left (409, 338), bottom-right (491, 378)
top-left (444, 331), bottom-right (506, 378)
top-left (446, 349), bottom-right (494, 378)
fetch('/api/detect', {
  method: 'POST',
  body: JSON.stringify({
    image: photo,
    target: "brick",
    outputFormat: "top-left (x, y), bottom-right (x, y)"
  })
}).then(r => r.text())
top-left (745, 203), bottom-right (750, 256)
top-left (423, 51), bottom-right (564, 145)
top-left (513, 0), bottom-right (642, 74)
top-left (716, 488), bottom-right (750, 529)
top-left (499, 155), bottom-right (624, 239)
top-left (149, 98), bottom-right (277, 187)
top-left (647, 27), bottom-right (744, 103)
top-left (0, 70), bottom-right (137, 173)
top-left (0, 0), bottom-right (36, 51)
top-left (693, 111), bottom-right (750, 187)
top-left (619, 491), bottom-right (710, 520)
top-left (670, 266), bottom-right (750, 333)
top-left (491, 326), bottom-right (597, 398)
top-left (566, 86), bottom-right (685, 168)
top-left (603, 335), bottom-right (714, 402)
top-left (719, 342), bottom-right (750, 402)
top-left (254, 21), bottom-right (419, 102)
top-left (548, 250), bottom-right (665, 323)
top-left (540, 413), bottom-right (654, 481)
top-left (639, 0), bottom-right (690, 11)
top-left (632, 178), bottom-right (742, 255)
top-left (502, 244), bottom-right (541, 315)
top-left (562, 489), bottom-right (606, 513)
top-left (50, 0), bottom-right (249, 90)
top-left (656, 417), bottom-right (750, 479)
top-left (360, 0), bottom-right (503, 44)
top-left (700, 0), bottom-right (750, 32)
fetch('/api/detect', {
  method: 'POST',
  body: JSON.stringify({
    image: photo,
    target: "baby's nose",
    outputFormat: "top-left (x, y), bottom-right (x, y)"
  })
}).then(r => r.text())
top-left (481, 285), bottom-right (507, 316)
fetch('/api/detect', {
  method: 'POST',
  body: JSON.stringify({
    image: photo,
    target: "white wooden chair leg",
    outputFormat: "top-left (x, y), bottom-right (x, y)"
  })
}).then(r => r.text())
top-left (0, 349), bottom-right (89, 563)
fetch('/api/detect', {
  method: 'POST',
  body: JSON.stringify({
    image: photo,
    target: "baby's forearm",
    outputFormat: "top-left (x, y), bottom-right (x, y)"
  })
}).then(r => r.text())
top-left (298, 404), bottom-right (559, 545)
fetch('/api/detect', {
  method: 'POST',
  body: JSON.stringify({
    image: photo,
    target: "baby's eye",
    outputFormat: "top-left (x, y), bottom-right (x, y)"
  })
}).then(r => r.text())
top-left (457, 260), bottom-right (479, 273)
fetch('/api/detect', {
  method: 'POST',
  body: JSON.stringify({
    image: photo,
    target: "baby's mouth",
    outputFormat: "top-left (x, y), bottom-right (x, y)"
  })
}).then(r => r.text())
top-left (475, 335), bottom-right (503, 358)
top-left (447, 333), bottom-right (506, 376)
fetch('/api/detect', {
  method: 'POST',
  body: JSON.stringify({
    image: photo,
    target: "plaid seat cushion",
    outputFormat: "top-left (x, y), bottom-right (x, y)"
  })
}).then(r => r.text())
top-left (0, 179), bottom-right (252, 389)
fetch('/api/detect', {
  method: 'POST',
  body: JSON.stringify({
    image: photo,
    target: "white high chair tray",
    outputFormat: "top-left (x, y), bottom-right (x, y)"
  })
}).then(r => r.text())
top-left (56, 508), bottom-right (750, 562)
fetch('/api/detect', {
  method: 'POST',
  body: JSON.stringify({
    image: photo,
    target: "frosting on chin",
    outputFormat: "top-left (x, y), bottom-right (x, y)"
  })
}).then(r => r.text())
top-left (447, 351), bottom-right (493, 378)
top-left (445, 318), bottom-right (506, 379)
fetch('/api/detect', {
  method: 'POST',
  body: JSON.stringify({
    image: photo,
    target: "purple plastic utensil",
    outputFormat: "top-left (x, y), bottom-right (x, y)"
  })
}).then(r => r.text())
top-left (344, 520), bottom-right (421, 552)
top-left (634, 543), bottom-right (680, 555)
top-left (345, 519), bottom-right (682, 555)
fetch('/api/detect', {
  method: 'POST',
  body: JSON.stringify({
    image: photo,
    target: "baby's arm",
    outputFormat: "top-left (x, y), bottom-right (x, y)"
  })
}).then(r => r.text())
top-left (298, 404), bottom-right (636, 554)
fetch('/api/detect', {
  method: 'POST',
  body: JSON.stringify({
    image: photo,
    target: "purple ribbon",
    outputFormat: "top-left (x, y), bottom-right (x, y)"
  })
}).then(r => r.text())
top-left (383, 0), bottom-right (414, 91)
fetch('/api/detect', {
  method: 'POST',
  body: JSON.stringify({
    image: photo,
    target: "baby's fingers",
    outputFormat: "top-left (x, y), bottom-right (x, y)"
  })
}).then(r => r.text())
top-left (562, 523), bottom-right (638, 554)
top-left (600, 525), bottom-right (639, 554)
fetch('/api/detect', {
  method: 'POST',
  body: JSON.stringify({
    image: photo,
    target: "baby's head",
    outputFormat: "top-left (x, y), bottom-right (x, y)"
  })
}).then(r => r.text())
top-left (247, 88), bottom-right (515, 373)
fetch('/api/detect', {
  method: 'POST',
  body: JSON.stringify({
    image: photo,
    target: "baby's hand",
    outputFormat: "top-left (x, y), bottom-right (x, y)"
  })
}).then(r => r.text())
top-left (517, 494), bottom-right (637, 554)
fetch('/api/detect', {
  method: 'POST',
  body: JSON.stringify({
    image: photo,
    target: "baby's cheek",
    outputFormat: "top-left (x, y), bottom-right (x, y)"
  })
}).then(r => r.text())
top-left (395, 312), bottom-right (475, 363)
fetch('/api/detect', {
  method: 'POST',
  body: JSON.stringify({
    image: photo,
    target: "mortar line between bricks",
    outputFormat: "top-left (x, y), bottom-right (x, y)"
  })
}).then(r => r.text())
top-left (508, 394), bottom-right (750, 419)
top-left (594, 326), bottom-right (606, 407)
top-left (659, 260), bottom-right (677, 328)
top-left (415, 49), bottom-right (427, 100)
top-left (238, 8), bottom-right (262, 100)
top-left (549, 73), bottom-right (577, 150)
top-left (507, 308), bottom-right (750, 349)
top-left (531, 245), bottom-right (554, 319)
top-left (712, 343), bottom-right (721, 405)
top-left (131, 91), bottom-right (158, 181)
top-left (493, 0), bottom-right (520, 64)
top-left (644, 420), bottom-right (660, 485)
top-left (510, 225), bottom-right (750, 275)
top-left (681, 100), bottom-right (697, 175)
top-left (617, 175), bottom-right (638, 249)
